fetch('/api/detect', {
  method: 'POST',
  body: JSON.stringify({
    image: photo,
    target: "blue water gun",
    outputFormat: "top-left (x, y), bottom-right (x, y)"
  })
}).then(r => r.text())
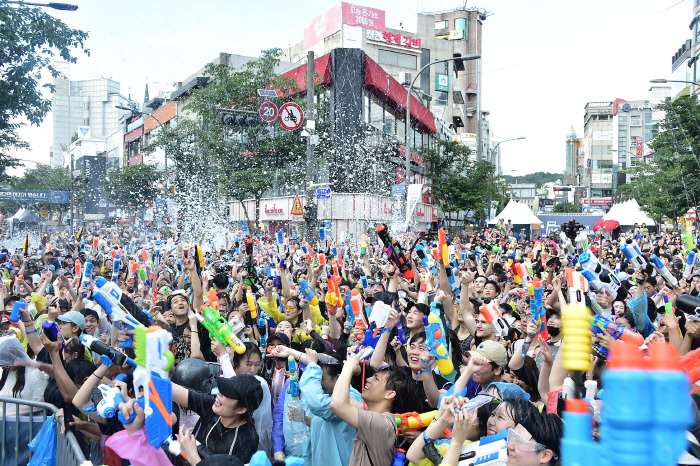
top-left (298, 279), bottom-right (319, 306)
top-left (84, 374), bottom-right (128, 418)
top-left (650, 254), bottom-right (679, 288)
top-left (415, 242), bottom-right (437, 274)
top-left (287, 356), bottom-right (300, 399)
top-left (445, 266), bottom-right (457, 291)
top-left (112, 254), bottom-right (120, 283)
top-left (92, 277), bottom-right (142, 348)
top-left (426, 303), bottom-right (454, 375)
top-left (81, 258), bottom-right (93, 297)
top-left (345, 289), bottom-right (354, 325)
top-left (684, 250), bottom-right (697, 281)
top-left (9, 301), bottom-right (24, 323)
top-left (621, 239), bottom-right (648, 273)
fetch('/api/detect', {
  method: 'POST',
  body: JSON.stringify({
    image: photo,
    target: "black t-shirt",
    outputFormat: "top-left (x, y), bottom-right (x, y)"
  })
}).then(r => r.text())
top-left (171, 320), bottom-right (216, 363)
top-left (397, 366), bottom-right (450, 413)
top-left (187, 391), bottom-right (258, 463)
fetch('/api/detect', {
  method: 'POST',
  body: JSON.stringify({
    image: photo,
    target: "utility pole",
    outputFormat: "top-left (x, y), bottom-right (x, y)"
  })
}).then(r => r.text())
top-left (302, 51), bottom-right (318, 243)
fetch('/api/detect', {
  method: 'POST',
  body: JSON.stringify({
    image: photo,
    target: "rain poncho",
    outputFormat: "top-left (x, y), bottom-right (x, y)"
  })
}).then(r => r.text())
top-left (299, 362), bottom-right (362, 466)
top-left (272, 380), bottom-right (311, 464)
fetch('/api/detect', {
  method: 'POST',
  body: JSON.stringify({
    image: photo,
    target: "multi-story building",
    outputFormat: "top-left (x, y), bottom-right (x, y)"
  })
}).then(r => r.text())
top-left (581, 102), bottom-right (614, 205)
top-left (50, 61), bottom-right (128, 168)
top-left (689, 0), bottom-right (700, 95)
top-left (510, 183), bottom-right (536, 210)
top-left (672, 40), bottom-right (693, 99)
top-left (284, 3), bottom-right (487, 155)
top-left (564, 125), bottom-right (584, 186)
top-left (611, 89), bottom-right (671, 190)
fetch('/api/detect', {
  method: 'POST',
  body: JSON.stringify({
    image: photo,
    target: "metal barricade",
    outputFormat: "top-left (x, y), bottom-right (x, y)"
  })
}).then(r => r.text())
top-left (0, 397), bottom-right (86, 466)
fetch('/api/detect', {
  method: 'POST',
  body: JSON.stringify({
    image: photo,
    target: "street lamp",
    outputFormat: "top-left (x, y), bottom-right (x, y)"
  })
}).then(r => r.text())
top-left (650, 78), bottom-right (699, 94)
top-left (404, 53), bottom-right (480, 226)
top-left (7, 1), bottom-right (78, 10)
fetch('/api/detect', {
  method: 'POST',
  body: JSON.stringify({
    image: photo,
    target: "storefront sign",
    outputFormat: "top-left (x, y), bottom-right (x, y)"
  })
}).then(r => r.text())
top-left (264, 204), bottom-right (284, 214)
top-left (343, 3), bottom-right (384, 29)
top-left (366, 29), bottom-right (421, 49)
top-left (636, 137), bottom-right (643, 158)
top-left (127, 115), bottom-right (144, 133)
top-left (436, 74), bottom-right (449, 92)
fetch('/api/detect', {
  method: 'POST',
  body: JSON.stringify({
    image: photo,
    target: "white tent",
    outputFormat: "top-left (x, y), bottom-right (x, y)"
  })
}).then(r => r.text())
top-left (603, 199), bottom-right (655, 226)
top-left (488, 199), bottom-right (542, 225)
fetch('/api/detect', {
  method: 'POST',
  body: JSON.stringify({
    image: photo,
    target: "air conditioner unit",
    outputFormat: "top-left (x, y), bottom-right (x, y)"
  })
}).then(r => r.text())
top-left (399, 72), bottom-right (412, 86)
top-left (449, 29), bottom-right (465, 40)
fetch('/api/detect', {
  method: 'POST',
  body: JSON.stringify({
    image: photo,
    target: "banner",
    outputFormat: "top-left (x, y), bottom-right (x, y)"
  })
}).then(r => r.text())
top-left (404, 183), bottom-right (423, 229)
top-left (0, 191), bottom-right (69, 203)
top-left (391, 184), bottom-right (406, 232)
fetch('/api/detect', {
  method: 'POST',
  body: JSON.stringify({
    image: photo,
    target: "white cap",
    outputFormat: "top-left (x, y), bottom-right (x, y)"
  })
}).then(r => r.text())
top-left (31, 274), bottom-right (41, 284)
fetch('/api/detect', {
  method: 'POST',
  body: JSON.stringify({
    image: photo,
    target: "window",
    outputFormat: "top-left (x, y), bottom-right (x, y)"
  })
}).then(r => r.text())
top-left (377, 49), bottom-right (417, 69)
top-left (630, 116), bottom-right (641, 126)
top-left (435, 91), bottom-right (448, 105)
top-left (455, 18), bottom-right (466, 30)
top-left (435, 20), bottom-right (448, 30)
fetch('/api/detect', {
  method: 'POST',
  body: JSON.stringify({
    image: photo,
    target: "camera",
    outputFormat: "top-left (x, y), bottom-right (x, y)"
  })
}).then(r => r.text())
top-left (560, 219), bottom-right (585, 242)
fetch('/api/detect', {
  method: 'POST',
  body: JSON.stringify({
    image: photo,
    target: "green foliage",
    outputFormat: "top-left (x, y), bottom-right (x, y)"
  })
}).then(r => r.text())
top-left (618, 96), bottom-right (700, 221)
top-left (553, 202), bottom-right (577, 213)
top-left (421, 140), bottom-right (503, 223)
top-left (0, 1), bottom-right (89, 173)
top-left (503, 171), bottom-right (563, 189)
top-left (103, 163), bottom-right (162, 210)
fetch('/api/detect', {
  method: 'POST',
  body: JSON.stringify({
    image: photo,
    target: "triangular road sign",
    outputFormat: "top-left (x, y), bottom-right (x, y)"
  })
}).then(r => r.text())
top-left (291, 194), bottom-right (303, 215)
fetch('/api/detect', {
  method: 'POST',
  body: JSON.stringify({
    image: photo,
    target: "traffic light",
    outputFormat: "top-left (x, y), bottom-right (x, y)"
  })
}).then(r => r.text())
top-left (221, 111), bottom-right (262, 127)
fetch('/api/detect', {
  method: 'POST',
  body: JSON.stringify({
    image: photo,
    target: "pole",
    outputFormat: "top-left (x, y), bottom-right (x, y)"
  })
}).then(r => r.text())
top-left (303, 50), bottom-right (316, 242)
top-left (477, 57), bottom-right (482, 160)
top-left (70, 151), bottom-right (75, 236)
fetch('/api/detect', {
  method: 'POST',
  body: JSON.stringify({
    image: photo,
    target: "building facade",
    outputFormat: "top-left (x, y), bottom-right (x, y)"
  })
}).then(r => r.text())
top-left (672, 39), bottom-right (693, 99)
top-left (510, 183), bottom-right (536, 210)
top-left (284, 3), bottom-right (487, 154)
top-left (50, 61), bottom-right (128, 168)
top-left (689, 0), bottom-right (700, 95)
top-left (581, 101), bottom-right (614, 203)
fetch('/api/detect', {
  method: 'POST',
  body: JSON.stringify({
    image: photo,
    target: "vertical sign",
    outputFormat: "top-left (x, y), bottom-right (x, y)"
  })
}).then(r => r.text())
top-left (404, 184), bottom-right (423, 230)
top-left (636, 137), bottom-right (643, 158)
top-left (391, 184), bottom-right (406, 232)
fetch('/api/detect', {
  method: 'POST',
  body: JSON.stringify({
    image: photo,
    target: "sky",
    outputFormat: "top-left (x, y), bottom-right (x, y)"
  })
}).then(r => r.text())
top-left (9, 0), bottom-right (693, 177)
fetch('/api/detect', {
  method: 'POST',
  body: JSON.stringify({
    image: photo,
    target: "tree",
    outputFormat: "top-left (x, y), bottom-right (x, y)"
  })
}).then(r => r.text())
top-left (503, 171), bottom-right (563, 189)
top-left (103, 163), bottom-right (162, 211)
top-left (0, 2), bottom-right (89, 175)
top-left (618, 96), bottom-right (700, 226)
top-left (421, 140), bottom-right (502, 228)
top-left (152, 48), bottom-right (318, 233)
top-left (553, 202), bottom-right (577, 213)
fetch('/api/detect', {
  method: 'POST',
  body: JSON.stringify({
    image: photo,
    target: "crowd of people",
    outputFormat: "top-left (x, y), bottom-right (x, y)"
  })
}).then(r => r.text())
top-left (1, 220), bottom-right (700, 466)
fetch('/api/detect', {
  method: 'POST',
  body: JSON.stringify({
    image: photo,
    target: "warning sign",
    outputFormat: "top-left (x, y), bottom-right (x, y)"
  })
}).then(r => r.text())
top-left (291, 195), bottom-right (303, 215)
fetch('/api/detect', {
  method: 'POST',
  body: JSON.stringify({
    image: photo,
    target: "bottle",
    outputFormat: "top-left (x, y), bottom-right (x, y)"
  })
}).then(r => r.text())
top-left (288, 397), bottom-right (309, 443)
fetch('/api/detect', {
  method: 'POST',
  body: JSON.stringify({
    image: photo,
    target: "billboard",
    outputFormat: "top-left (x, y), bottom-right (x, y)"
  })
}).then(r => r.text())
top-left (303, 2), bottom-right (386, 47)
top-left (0, 191), bottom-right (69, 203)
top-left (82, 156), bottom-right (106, 216)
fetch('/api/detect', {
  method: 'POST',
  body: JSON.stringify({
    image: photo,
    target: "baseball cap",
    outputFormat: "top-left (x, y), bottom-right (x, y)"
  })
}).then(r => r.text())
top-left (268, 332), bottom-right (290, 347)
top-left (57, 310), bottom-right (86, 330)
top-left (58, 299), bottom-right (71, 310)
top-left (216, 374), bottom-right (263, 414)
top-left (32, 274), bottom-right (41, 284)
top-left (469, 340), bottom-right (508, 367)
top-left (366, 291), bottom-right (393, 305)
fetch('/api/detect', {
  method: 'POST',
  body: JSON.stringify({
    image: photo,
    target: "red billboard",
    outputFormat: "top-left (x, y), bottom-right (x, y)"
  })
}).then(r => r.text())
top-left (303, 3), bottom-right (385, 47)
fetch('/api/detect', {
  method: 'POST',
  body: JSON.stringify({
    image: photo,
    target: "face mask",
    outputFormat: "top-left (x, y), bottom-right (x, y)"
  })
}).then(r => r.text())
top-left (547, 326), bottom-right (561, 337)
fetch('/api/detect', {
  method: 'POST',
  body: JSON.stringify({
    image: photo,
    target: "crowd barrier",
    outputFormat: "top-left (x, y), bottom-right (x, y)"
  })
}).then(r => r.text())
top-left (0, 397), bottom-right (86, 466)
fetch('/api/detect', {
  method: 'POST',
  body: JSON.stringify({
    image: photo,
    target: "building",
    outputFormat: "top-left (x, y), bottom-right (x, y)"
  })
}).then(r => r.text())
top-left (689, 1), bottom-right (700, 95)
top-left (510, 183), bottom-right (536, 210)
top-left (284, 3), bottom-right (488, 154)
top-left (672, 39), bottom-right (693, 100)
top-left (564, 124), bottom-right (584, 186)
top-left (581, 101), bottom-right (613, 205)
top-left (50, 61), bottom-right (129, 168)
top-left (611, 90), bottom-right (671, 189)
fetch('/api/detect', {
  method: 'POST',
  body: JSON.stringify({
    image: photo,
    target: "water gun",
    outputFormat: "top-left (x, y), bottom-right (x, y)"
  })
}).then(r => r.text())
top-left (9, 301), bottom-right (24, 323)
top-left (81, 258), bottom-right (93, 297)
top-left (92, 277), bottom-right (143, 348)
top-left (350, 290), bottom-right (367, 330)
top-left (22, 233), bottom-right (29, 257)
top-left (245, 238), bottom-right (256, 288)
top-left (258, 314), bottom-right (268, 352)
top-left (679, 347), bottom-right (700, 394)
top-left (153, 239), bottom-right (161, 267)
top-left (197, 298), bottom-right (245, 354)
top-left (579, 252), bottom-right (621, 296)
top-left (243, 286), bottom-right (258, 319)
top-left (458, 430), bottom-right (508, 466)
top-left (684, 250), bottom-right (697, 281)
top-left (326, 275), bottom-right (343, 309)
top-left (425, 311), bottom-right (454, 375)
top-left (683, 230), bottom-right (695, 249)
top-left (621, 239), bottom-right (649, 273)
top-left (566, 269), bottom-right (587, 305)
top-left (529, 278), bottom-right (548, 340)
top-left (287, 356), bottom-right (300, 399)
top-left (376, 224), bottom-right (414, 280)
top-left (590, 314), bottom-right (644, 346)
top-left (394, 410), bottom-right (438, 434)
top-left (80, 334), bottom-right (134, 367)
top-left (119, 326), bottom-right (176, 450)
top-left (415, 243), bottom-right (437, 274)
top-left (76, 228), bottom-right (83, 243)
top-left (84, 374), bottom-right (128, 418)
top-left (127, 260), bottom-right (138, 285)
top-left (649, 254), bottom-right (679, 288)
top-left (510, 262), bottom-right (530, 285)
top-left (112, 254), bottom-right (120, 283)
top-left (477, 237), bottom-right (501, 253)
top-left (193, 243), bottom-right (204, 277)
top-left (561, 342), bottom-right (690, 466)
top-left (559, 232), bottom-right (576, 262)
top-left (479, 301), bottom-right (509, 338)
top-left (298, 279), bottom-right (319, 306)
top-left (13, 274), bottom-right (23, 296)
top-left (92, 235), bottom-right (99, 255)
top-left (438, 227), bottom-right (449, 266)
top-left (361, 233), bottom-right (366, 256)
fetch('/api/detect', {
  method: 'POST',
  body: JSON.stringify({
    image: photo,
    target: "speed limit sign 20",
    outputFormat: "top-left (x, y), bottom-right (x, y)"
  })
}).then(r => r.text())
top-left (259, 101), bottom-right (279, 123)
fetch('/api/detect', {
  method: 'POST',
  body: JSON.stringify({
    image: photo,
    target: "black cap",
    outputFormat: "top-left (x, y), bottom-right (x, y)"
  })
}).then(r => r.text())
top-left (367, 291), bottom-right (392, 305)
top-left (268, 332), bottom-right (290, 347)
top-left (216, 374), bottom-right (263, 415)
top-left (58, 299), bottom-right (71, 310)
top-left (3, 296), bottom-right (20, 308)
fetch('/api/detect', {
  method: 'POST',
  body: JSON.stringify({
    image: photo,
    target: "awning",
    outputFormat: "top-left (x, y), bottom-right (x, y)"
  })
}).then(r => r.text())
top-left (364, 55), bottom-right (437, 134)
top-left (279, 53), bottom-right (332, 96)
top-left (124, 126), bottom-right (143, 143)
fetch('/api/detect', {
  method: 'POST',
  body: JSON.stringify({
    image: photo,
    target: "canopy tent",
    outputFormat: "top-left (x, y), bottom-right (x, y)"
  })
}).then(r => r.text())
top-left (10, 208), bottom-right (41, 224)
top-left (488, 200), bottom-right (542, 241)
top-left (602, 199), bottom-right (656, 229)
